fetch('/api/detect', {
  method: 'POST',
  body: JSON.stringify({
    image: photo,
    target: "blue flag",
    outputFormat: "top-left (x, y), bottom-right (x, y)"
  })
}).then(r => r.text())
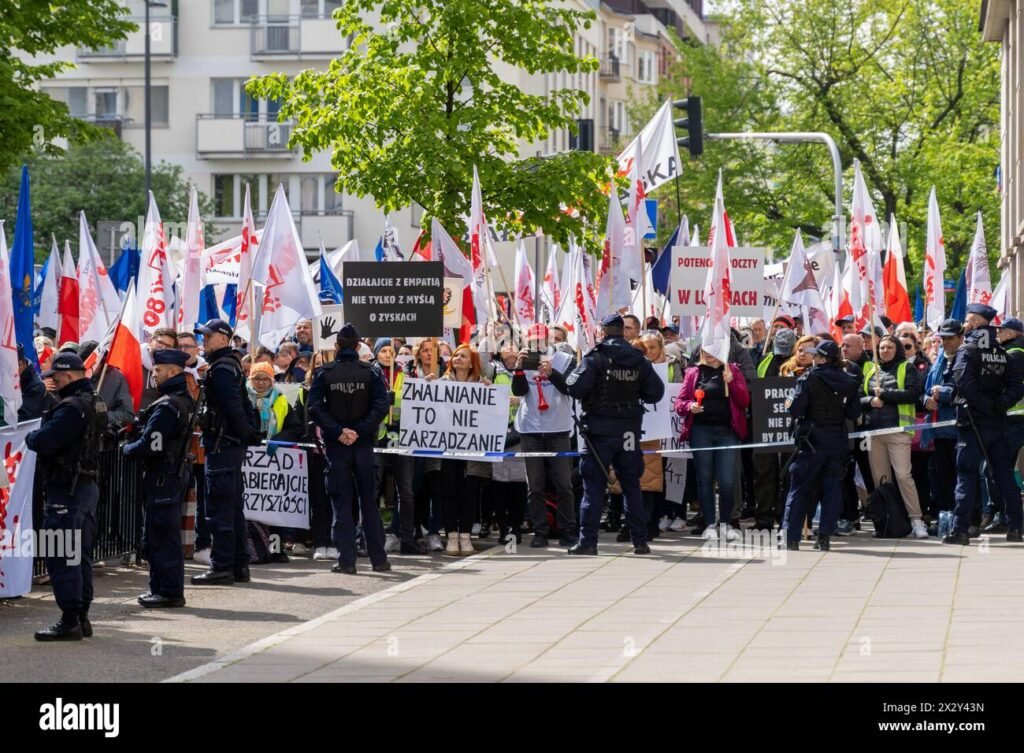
top-left (949, 270), bottom-right (967, 322)
top-left (109, 246), bottom-right (141, 294)
top-left (11, 165), bottom-right (36, 366)
top-left (651, 225), bottom-right (680, 297)
top-left (319, 246), bottom-right (344, 304)
top-left (198, 284), bottom-right (222, 325)
top-left (222, 284), bottom-right (238, 327)
top-left (374, 237), bottom-right (386, 262)
top-left (32, 253), bottom-right (49, 318)
top-left (913, 285), bottom-right (923, 324)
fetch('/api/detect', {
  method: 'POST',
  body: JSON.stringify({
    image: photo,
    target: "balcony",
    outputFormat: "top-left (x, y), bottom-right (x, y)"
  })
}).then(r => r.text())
top-left (599, 55), bottom-right (621, 80)
top-left (80, 114), bottom-right (124, 139)
top-left (196, 114), bottom-right (296, 159)
top-left (78, 15), bottom-right (177, 60)
top-left (598, 126), bottom-right (621, 154)
top-left (249, 14), bottom-right (350, 60)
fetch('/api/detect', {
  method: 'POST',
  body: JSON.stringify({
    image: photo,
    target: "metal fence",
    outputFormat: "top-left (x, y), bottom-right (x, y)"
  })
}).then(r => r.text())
top-left (33, 447), bottom-right (145, 577)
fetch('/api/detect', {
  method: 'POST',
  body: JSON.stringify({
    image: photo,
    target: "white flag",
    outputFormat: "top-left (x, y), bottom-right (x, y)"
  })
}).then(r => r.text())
top-left (615, 100), bottom-right (682, 194)
top-left (254, 184), bottom-right (322, 350)
top-left (136, 192), bottom-right (176, 341)
top-left (622, 135), bottom-right (647, 283)
top-left (849, 162), bottom-right (883, 329)
top-left (541, 244), bottom-right (561, 322)
top-left (596, 183), bottom-right (633, 316)
top-left (39, 237), bottom-right (62, 335)
top-left (77, 212), bottom-right (111, 344)
top-left (513, 241), bottom-right (536, 327)
top-left (781, 231), bottom-right (826, 309)
top-left (0, 224), bottom-right (22, 425)
top-left (177, 186), bottom-right (204, 332)
top-left (966, 212), bottom-right (992, 306)
top-left (700, 171), bottom-right (732, 365)
top-left (924, 186), bottom-right (947, 330)
top-left (991, 274), bottom-right (1009, 323)
top-left (232, 183), bottom-right (260, 341)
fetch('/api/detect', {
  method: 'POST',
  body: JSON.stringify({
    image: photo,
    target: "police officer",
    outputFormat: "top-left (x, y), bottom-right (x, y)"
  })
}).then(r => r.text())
top-left (781, 341), bottom-right (860, 551)
top-left (308, 323), bottom-right (391, 574)
top-left (123, 349), bottom-right (195, 608)
top-left (192, 319), bottom-right (260, 585)
top-left (943, 303), bottom-right (1024, 545)
top-left (565, 314), bottom-right (664, 555)
top-left (27, 353), bottom-right (108, 641)
top-left (986, 317), bottom-right (1024, 532)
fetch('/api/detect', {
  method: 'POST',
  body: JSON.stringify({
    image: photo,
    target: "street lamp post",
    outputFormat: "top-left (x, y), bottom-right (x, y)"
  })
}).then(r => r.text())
top-left (144, 0), bottom-right (168, 197)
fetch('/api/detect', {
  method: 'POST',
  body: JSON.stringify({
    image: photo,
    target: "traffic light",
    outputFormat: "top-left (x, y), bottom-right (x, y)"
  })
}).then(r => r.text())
top-left (673, 96), bottom-right (703, 158)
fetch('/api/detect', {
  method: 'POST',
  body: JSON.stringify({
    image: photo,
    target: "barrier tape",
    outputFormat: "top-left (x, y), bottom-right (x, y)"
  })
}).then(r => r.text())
top-left (253, 413), bottom-right (1015, 459)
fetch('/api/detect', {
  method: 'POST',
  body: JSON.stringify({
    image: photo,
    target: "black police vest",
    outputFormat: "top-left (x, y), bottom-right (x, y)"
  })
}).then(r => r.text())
top-left (966, 329), bottom-right (1011, 397)
top-left (583, 348), bottom-right (643, 414)
top-left (44, 391), bottom-right (108, 484)
top-left (805, 372), bottom-right (846, 426)
top-left (203, 353), bottom-right (257, 438)
top-left (141, 392), bottom-right (193, 473)
top-left (323, 360), bottom-right (374, 422)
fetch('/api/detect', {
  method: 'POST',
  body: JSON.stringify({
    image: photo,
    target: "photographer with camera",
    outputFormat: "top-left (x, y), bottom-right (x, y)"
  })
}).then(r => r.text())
top-left (781, 341), bottom-right (861, 551)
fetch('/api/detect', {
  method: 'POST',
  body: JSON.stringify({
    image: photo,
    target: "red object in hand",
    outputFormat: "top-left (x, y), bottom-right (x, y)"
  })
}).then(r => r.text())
top-left (695, 389), bottom-right (705, 406)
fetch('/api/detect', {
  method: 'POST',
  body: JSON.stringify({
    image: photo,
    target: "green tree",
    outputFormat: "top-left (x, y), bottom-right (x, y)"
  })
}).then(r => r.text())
top-left (633, 0), bottom-right (1000, 288)
top-left (1, 138), bottom-right (216, 262)
top-left (0, 2), bottom-right (136, 175)
top-left (248, 0), bottom-right (615, 254)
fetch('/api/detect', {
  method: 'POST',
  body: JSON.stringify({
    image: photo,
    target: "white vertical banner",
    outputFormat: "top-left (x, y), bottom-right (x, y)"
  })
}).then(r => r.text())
top-left (0, 420), bottom-right (40, 599)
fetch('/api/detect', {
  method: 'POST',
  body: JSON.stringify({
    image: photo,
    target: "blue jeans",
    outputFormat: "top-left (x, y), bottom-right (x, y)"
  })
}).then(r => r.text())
top-left (690, 424), bottom-right (740, 527)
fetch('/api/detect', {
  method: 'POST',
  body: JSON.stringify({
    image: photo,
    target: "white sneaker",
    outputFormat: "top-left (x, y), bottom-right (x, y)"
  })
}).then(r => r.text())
top-left (471, 523), bottom-right (482, 536)
top-left (702, 526), bottom-right (719, 541)
top-left (445, 535), bottom-right (460, 555)
top-left (325, 547), bottom-right (339, 559)
top-left (669, 516), bottom-right (687, 532)
top-left (427, 534), bottom-right (443, 552)
top-left (658, 515), bottom-right (672, 532)
top-left (193, 548), bottom-right (212, 566)
top-left (911, 519), bottom-right (929, 539)
top-left (383, 533), bottom-right (400, 553)
top-left (312, 547), bottom-right (330, 561)
top-left (291, 543), bottom-right (309, 556)
top-left (724, 525), bottom-right (739, 542)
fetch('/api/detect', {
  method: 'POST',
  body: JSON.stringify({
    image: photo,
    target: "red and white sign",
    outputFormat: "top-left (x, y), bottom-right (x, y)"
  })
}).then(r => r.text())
top-left (671, 246), bottom-right (766, 317)
top-left (0, 420), bottom-right (40, 599)
top-left (137, 192), bottom-right (176, 340)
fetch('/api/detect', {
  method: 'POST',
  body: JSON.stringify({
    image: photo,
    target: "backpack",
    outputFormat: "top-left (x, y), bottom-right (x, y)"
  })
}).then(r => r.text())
top-left (246, 521), bottom-right (273, 564)
top-left (868, 479), bottom-right (912, 538)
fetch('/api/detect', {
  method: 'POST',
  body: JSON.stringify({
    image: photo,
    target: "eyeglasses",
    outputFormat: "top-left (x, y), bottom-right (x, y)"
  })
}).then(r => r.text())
top-left (903, 342), bottom-right (915, 351)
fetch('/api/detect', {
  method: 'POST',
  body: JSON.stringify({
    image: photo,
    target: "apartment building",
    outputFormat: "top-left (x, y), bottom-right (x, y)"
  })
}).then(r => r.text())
top-left (31, 0), bottom-right (708, 285)
top-left (982, 0), bottom-right (1023, 316)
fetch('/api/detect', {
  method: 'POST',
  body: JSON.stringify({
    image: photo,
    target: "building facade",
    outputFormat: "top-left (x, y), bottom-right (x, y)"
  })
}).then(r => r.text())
top-left (982, 0), bottom-right (1022, 316)
top-left (30, 0), bottom-right (707, 287)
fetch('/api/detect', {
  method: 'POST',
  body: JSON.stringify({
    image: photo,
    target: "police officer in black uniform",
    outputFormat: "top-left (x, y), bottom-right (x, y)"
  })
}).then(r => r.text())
top-left (782, 341), bottom-right (861, 551)
top-left (123, 348), bottom-right (195, 608)
top-left (943, 303), bottom-right (1024, 545)
top-left (192, 319), bottom-right (260, 585)
top-left (308, 324), bottom-right (391, 574)
top-left (565, 314), bottom-right (664, 555)
top-left (27, 353), bottom-right (108, 641)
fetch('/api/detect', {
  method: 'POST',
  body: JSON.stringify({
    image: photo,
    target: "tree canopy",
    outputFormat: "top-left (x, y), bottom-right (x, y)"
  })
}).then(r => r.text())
top-left (248, 0), bottom-right (615, 254)
top-left (634, 0), bottom-right (1000, 287)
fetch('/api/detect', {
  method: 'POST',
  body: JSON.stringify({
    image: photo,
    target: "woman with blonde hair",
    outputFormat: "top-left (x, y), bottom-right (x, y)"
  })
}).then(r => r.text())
top-left (780, 335), bottom-right (818, 377)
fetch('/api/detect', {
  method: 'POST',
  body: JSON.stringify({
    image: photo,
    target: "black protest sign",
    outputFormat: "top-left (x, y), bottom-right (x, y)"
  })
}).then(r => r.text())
top-left (341, 261), bottom-right (444, 337)
top-left (750, 376), bottom-right (795, 454)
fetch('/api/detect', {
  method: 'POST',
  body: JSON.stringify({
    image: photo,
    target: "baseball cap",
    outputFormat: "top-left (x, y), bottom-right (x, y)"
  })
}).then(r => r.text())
top-left (813, 341), bottom-right (841, 360)
top-left (937, 318), bottom-right (964, 337)
top-left (41, 352), bottom-right (85, 378)
top-left (195, 319), bottom-right (233, 338)
top-left (773, 328), bottom-right (797, 356)
top-left (996, 317), bottom-right (1024, 334)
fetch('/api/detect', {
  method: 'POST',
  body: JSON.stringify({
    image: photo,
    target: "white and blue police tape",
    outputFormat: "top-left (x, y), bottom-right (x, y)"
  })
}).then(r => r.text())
top-left (260, 413), bottom-right (1010, 458)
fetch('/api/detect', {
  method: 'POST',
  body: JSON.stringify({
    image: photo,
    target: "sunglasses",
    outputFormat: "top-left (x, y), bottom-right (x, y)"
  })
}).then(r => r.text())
top-left (903, 342), bottom-right (916, 351)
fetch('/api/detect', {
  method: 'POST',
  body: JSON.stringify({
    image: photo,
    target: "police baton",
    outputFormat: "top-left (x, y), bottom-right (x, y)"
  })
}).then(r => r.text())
top-left (571, 410), bottom-right (613, 486)
top-left (962, 404), bottom-right (1000, 498)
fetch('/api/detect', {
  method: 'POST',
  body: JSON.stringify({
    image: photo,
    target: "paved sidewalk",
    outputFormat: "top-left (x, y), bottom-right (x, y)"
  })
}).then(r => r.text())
top-left (169, 532), bottom-right (1024, 683)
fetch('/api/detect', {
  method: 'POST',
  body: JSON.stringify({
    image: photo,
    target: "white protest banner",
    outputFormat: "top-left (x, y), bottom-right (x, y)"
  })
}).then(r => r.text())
top-left (642, 363), bottom-right (677, 441)
top-left (664, 457), bottom-right (687, 503)
top-left (670, 246), bottom-right (766, 317)
top-left (316, 304), bottom-right (344, 351)
top-left (443, 277), bottom-right (464, 329)
top-left (399, 378), bottom-right (510, 462)
top-left (242, 446), bottom-right (309, 528)
top-left (0, 420), bottom-right (40, 599)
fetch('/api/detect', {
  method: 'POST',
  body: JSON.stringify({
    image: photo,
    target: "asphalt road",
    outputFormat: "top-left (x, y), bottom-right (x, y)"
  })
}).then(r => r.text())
top-left (0, 550), bottom-right (460, 683)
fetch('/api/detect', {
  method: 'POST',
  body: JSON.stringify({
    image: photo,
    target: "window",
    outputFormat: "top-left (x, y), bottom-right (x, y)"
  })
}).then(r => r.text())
top-left (608, 27), bottom-right (620, 61)
top-left (214, 0), bottom-right (258, 24)
top-left (301, 176), bottom-right (319, 213)
top-left (214, 175), bottom-right (235, 217)
top-left (637, 51), bottom-right (656, 84)
top-left (323, 176), bottom-right (342, 214)
top-left (267, 174), bottom-right (290, 201)
top-left (48, 87), bottom-right (88, 117)
top-left (94, 89), bottom-right (118, 119)
top-left (122, 86), bottom-right (169, 127)
top-left (302, 0), bottom-right (341, 18)
top-left (212, 79), bottom-right (235, 116)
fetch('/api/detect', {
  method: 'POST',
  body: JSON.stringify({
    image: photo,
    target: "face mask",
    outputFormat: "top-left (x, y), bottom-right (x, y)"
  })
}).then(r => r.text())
top-left (292, 367), bottom-right (306, 383)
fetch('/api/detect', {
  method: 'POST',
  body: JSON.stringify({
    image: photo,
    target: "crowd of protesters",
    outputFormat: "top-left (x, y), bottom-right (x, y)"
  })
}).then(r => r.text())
top-left (22, 303), bottom-right (1024, 571)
